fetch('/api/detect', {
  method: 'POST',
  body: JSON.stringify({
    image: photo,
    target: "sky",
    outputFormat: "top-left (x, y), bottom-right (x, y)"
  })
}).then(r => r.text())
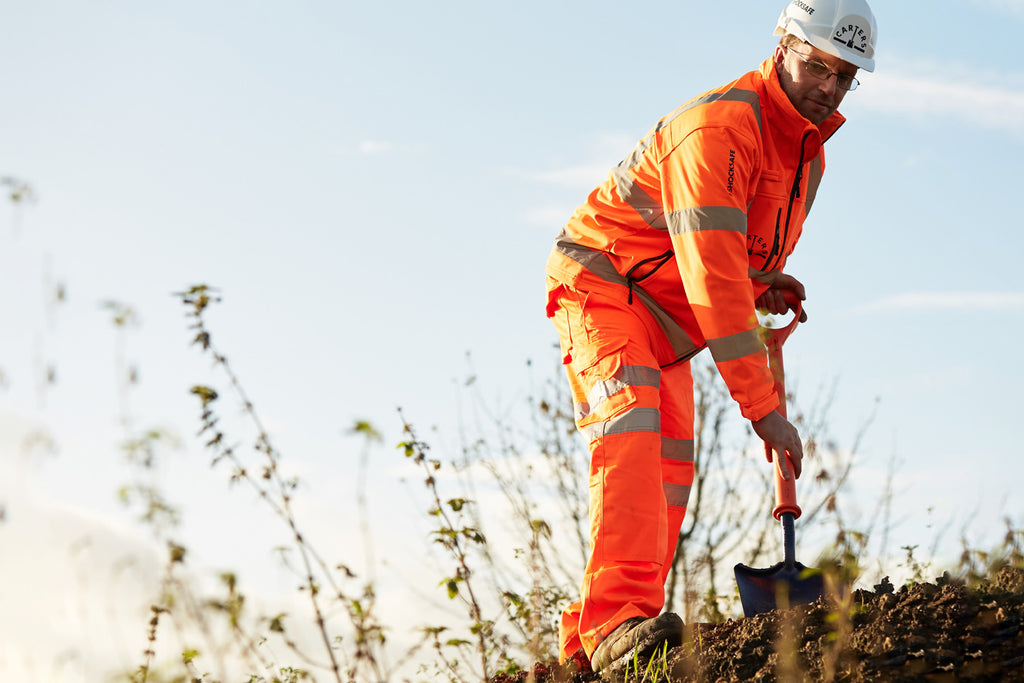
top-left (1, 0), bottom-right (1023, 680)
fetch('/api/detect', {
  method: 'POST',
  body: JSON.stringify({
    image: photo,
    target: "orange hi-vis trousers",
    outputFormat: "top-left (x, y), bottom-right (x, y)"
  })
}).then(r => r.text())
top-left (546, 278), bottom-right (696, 661)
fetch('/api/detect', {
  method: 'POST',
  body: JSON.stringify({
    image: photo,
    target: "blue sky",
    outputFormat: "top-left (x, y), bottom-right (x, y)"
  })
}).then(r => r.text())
top-left (2, 0), bottom-right (1023, 679)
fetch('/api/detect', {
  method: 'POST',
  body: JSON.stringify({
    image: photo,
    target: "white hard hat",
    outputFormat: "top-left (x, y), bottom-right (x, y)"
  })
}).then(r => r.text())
top-left (774, 0), bottom-right (878, 72)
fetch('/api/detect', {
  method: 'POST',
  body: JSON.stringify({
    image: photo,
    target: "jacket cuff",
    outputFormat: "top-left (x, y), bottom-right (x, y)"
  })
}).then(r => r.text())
top-left (742, 391), bottom-right (780, 422)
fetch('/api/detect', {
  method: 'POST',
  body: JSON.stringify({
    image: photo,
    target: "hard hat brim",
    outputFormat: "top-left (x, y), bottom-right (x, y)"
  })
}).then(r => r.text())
top-left (774, 25), bottom-right (876, 72)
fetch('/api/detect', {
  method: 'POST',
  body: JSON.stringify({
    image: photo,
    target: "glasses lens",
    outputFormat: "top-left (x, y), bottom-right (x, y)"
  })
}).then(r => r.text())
top-left (804, 60), bottom-right (832, 80)
top-left (788, 48), bottom-right (859, 91)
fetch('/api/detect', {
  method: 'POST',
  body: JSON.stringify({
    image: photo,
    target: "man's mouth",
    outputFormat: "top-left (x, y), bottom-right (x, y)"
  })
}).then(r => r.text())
top-left (809, 99), bottom-right (830, 111)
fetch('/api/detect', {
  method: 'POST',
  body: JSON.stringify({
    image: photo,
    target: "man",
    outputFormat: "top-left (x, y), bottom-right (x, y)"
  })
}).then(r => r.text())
top-left (544, 0), bottom-right (877, 673)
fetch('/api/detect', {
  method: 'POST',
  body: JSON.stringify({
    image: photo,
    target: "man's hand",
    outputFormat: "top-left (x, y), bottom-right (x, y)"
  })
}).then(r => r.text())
top-left (752, 410), bottom-right (803, 480)
top-left (756, 273), bottom-right (807, 322)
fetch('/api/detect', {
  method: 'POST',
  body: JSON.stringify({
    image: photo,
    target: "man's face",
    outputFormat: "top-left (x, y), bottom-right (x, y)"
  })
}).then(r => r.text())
top-left (774, 41), bottom-right (858, 125)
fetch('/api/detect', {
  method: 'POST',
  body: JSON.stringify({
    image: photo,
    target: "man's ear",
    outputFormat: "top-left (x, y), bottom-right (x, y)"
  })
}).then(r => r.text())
top-left (772, 45), bottom-right (787, 69)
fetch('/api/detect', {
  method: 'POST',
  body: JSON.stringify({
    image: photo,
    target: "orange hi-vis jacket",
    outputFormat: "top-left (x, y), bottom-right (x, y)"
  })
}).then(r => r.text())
top-left (545, 57), bottom-right (845, 423)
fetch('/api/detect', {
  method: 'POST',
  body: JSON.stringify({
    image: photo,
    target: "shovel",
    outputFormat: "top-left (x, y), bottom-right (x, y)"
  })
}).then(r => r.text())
top-left (734, 297), bottom-right (824, 617)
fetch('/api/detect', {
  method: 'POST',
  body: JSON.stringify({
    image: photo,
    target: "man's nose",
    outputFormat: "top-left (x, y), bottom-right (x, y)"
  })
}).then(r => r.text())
top-left (818, 74), bottom-right (839, 97)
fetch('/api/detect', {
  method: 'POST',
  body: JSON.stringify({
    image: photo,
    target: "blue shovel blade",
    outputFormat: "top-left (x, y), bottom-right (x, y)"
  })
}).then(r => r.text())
top-left (734, 561), bottom-right (824, 617)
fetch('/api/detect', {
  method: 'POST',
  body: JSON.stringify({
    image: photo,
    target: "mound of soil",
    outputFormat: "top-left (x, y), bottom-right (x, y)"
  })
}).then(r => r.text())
top-left (494, 567), bottom-right (1024, 682)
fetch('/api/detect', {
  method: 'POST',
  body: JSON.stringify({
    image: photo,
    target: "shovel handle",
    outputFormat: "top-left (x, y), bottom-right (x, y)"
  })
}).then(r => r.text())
top-left (762, 293), bottom-right (803, 521)
top-left (761, 290), bottom-right (803, 352)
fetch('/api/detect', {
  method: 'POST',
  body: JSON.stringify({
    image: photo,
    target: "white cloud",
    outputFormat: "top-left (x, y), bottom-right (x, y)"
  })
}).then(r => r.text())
top-left (850, 291), bottom-right (1024, 314)
top-left (855, 64), bottom-right (1024, 135)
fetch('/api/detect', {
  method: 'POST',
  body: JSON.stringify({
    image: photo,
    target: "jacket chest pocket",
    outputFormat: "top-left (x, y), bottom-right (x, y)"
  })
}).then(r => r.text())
top-left (753, 169), bottom-right (788, 201)
top-left (746, 168), bottom-right (806, 273)
top-left (746, 194), bottom-right (786, 269)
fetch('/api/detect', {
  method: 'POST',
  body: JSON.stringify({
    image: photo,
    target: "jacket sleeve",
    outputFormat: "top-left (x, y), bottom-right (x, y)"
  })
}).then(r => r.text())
top-left (661, 125), bottom-right (779, 421)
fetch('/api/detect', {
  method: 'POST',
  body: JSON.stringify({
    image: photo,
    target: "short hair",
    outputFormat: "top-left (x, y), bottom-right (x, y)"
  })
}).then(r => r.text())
top-left (778, 33), bottom-right (804, 49)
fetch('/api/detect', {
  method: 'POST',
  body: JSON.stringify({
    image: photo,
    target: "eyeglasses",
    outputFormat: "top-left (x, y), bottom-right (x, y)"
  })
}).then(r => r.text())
top-left (784, 47), bottom-right (860, 91)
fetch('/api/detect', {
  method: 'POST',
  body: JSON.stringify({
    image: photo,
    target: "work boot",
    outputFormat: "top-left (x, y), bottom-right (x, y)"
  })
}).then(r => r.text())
top-left (590, 612), bottom-right (683, 673)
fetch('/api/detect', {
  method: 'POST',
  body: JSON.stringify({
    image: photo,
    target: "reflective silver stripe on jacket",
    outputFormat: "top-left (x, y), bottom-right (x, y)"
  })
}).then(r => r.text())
top-left (706, 327), bottom-right (764, 363)
top-left (612, 166), bottom-right (667, 231)
top-left (670, 88), bottom-right (763, 136)
top-left (667, 206), bottom-right (747, 236)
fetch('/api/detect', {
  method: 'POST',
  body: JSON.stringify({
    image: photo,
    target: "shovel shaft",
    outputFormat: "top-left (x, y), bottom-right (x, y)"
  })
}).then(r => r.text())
top-left (764, 297), bottom-right (802, 521)
top-left (782, 512), bottom-right (796, 569)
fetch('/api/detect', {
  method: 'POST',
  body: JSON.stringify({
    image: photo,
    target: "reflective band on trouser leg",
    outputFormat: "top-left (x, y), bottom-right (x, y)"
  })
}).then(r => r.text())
top-left (656, 361), bottom-right (696, 584)
top-left (578, 397), bottom-right (666, 656)
top-left (547, 283), bottom-right (680, 660)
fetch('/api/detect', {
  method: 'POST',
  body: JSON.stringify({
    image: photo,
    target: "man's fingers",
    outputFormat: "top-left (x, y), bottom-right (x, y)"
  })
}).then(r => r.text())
top-left (753, 412), bottom-right (804, 481)
top-left (774, 293), bottom-right (789, 315)
top-left (774, 273), bottom-right (807, 301)
top-left (759, 289), bottom-right (806, 317)
top-left (772, 444), bottom-right (805, 480)
top-left (775, 447), bottom-right (791, 480)
top-left (789, 446), bottom-right (803, 479)
top-left (766, 291), bottom-right (787, 315)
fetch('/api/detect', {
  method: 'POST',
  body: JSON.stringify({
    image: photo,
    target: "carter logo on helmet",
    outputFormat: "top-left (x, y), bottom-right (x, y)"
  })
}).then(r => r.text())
top-left (832, 15), bottom-right (871, 54)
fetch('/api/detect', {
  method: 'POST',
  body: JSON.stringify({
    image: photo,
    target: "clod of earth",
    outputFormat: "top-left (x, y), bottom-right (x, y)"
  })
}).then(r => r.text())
top-left (491, 566), bottom-right (1024, 683)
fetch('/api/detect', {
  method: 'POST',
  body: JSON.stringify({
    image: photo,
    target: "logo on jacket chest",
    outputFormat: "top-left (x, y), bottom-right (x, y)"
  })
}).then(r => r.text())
top-left (747, 233), bottom-right (769, 260)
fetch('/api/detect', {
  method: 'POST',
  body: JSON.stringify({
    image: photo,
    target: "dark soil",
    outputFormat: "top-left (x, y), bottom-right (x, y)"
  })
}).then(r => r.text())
top-left (492, 567), bottom-right (1024, 682)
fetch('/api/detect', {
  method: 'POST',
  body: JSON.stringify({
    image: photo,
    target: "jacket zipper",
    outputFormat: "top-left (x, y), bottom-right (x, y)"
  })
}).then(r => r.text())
top-left (765, 132), bottom-right (810, 273)
top-left (766, 208), bottom-right (782, 269)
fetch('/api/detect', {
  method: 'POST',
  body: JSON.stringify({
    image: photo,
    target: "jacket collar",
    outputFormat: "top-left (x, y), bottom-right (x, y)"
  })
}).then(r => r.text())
top-left (757, 57), bottom-right (845, 155)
